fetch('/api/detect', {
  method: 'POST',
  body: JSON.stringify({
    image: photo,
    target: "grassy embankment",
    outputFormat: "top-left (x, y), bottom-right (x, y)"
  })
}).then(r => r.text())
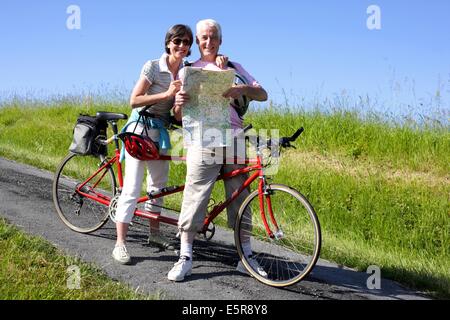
top-left (0, 99), bottom-right (448, 298)
top-left (0, 217), bottom-right (159, 299)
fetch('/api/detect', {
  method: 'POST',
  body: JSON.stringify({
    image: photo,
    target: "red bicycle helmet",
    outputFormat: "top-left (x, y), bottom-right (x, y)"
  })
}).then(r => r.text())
top-left (118, 132), bottom-right (160, 160)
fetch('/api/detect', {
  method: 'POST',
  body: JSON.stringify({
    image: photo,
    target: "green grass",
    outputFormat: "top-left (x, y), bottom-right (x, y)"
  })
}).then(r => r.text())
top-left (0, 100), bottom-right (449, 298)
top-left (247, 106), bottom-right (449, 175)
top-left (0, 217), bottom-right (160, 300)
top-left (279, 164), bottom-right (449, 296)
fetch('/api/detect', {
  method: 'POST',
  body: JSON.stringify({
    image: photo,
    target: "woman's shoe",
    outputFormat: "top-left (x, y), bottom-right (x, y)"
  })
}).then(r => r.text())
top-left (112, 244), bottom-right (131, 264)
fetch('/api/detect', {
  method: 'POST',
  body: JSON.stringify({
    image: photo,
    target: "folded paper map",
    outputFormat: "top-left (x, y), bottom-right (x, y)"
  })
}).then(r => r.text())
top-left (181, 67), bottom-right (235, 148)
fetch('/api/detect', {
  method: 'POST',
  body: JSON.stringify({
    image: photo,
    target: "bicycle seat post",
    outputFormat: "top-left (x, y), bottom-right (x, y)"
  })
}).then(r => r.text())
top-left (110, 121), bottom-right (120, 150)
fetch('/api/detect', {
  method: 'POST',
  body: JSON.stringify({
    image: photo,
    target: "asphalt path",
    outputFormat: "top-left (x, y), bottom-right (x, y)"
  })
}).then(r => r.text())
top-left (0, 156), bottom-right (431, 300)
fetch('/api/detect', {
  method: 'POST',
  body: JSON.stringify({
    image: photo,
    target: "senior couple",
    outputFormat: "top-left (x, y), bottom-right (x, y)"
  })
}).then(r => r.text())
top-left (112, 19), bottom-right (268, 282)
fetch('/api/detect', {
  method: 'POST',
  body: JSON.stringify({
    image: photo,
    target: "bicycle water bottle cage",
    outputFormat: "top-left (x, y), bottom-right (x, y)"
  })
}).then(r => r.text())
top-left (118, 132), bottom-right (160, 161)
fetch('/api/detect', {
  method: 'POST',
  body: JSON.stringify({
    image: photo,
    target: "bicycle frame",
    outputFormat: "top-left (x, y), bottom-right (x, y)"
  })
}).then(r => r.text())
top-left (73, 125), bottom-right (280, 238)
top-left (54, 113), bottom-right (318, 287)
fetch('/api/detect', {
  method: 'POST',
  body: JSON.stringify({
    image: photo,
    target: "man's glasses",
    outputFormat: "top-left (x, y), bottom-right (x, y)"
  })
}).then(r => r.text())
top-left (171, 38), bottom-right (191, 46)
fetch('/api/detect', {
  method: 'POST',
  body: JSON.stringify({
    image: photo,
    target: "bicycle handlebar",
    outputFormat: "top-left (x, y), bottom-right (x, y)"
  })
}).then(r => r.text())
top-left (289, 127), bottom-right (304, 142)
top-left (246, 126), bottom-right (304, 150)
top-left (243, 124), bottom-right (253, 133)
top-left (279, 127), bottom-right (304, 148)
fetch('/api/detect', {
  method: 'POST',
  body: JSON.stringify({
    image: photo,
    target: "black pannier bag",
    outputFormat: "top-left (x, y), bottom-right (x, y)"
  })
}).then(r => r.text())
top-left (69, 114), bottom-right (108, 156)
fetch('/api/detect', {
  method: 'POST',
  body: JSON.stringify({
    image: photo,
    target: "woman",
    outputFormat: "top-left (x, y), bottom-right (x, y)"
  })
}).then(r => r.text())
top-left (111, 24), bottom-right (194, 264)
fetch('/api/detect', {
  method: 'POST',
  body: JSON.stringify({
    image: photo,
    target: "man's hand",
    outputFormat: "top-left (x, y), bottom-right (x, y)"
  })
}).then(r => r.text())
top-left (216, 54), bottom-right (229, 69)
top-left (225, 84), bottom-right (268, 102)
top-left (223, 85), bottom-right (247, 99)
top-left (166, 80), bottom-right (182, 98)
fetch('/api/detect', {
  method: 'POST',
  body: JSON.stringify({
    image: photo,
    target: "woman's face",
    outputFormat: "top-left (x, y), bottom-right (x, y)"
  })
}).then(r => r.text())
top-left (167, 34), bottom-right (191, 59)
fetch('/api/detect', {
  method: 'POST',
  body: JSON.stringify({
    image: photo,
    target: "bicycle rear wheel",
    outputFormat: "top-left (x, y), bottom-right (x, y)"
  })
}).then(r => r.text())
top-left (52, 153), bottom-right (116, 233)
top-left (234, 184), bottom-right (321, 287)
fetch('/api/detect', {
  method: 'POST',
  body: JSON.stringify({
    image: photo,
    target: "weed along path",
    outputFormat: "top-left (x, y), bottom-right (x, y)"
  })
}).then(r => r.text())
top-left (0, 156), bottom-right (430, 300)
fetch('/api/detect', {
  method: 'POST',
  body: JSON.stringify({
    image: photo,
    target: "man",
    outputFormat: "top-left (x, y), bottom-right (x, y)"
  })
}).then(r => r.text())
top-left (168, 19), bottom-right (268, 281)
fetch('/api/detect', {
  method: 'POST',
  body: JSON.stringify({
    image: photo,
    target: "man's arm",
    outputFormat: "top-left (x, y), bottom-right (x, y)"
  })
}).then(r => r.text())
top-left (244, 85), bottom-right (268, 101)
top-left (223, 61), bottom-right (268, 102)
top-left (223, 85), bottom-right (268, 102)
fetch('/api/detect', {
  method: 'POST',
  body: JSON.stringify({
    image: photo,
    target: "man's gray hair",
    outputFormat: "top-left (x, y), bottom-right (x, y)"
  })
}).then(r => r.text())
top-left (196, 19), bottom-right (222, 41)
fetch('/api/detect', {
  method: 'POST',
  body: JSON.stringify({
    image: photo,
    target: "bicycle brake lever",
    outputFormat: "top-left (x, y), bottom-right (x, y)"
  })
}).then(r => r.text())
top-left (284, 141), bottom-right (297, 149)
top-left (280, 139), bottom-right (291, 148)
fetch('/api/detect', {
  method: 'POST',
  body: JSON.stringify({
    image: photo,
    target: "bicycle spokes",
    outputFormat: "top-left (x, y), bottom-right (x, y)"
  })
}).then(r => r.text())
top-left (235, 184), bottom-right (321, 287)
top-left (53, 154), bottom-right (116, 233)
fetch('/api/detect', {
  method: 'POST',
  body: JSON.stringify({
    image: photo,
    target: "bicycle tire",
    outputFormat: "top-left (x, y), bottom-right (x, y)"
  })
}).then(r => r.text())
top-left (52, 153), bottom-right (116, 233)
top-left (234, 184), bottom-right (321, 287)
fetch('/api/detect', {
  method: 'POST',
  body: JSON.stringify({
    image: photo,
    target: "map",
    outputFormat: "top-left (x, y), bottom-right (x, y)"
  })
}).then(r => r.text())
top-left (181, 67), bottom-right (235, 147)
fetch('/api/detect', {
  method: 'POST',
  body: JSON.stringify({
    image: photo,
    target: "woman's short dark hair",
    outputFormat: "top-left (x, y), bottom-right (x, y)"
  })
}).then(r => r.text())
top-left (165, 24), bottom-right (193, 56)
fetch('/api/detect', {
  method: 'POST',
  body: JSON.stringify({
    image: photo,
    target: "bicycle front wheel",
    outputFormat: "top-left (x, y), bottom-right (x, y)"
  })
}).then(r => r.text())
top-left (52, 153), bottom-right (116, 233)
top-left (234, 184), bottom-right (321, 287)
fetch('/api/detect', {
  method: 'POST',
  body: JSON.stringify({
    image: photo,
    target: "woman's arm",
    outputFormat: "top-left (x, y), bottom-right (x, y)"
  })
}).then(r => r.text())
top-left (172, 91), bottom-right (190, 121)
top-left (129, 76), bottom-right (181, 108)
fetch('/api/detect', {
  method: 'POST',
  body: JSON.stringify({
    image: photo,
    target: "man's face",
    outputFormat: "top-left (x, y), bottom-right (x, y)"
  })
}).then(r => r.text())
top-left (196, 24), bottom-right (221, 60)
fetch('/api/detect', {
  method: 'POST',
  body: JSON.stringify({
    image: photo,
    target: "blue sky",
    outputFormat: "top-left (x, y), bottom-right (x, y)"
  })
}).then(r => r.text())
top-left (1, 0), bottom-right (449, 120)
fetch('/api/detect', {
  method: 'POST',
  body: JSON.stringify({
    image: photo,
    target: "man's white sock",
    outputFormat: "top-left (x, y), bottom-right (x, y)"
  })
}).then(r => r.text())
top-left (180, 242), bottom-right (193, 259)
top-left (180, 231), bottom-right (195, 259)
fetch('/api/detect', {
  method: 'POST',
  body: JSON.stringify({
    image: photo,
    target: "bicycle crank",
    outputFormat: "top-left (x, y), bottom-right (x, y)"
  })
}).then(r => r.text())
top-left (202, 222), bottom-right (216, 241)
top-left (108, 193), bottom-right (120, 223)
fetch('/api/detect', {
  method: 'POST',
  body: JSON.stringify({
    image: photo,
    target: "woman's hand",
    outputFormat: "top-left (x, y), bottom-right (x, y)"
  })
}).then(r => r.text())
top-left (166, 80), bottom-right (182, 98)
top-left (173, 90), bottom-right (190, 121)
top-left (174, 90), bottom-right (190, 108)
top-left (216, 54), bottom-right (229, 69)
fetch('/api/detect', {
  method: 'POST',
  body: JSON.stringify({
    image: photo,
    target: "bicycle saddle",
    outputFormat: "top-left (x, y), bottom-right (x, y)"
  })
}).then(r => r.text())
top-left (96, 112), bottom-right (128, 121)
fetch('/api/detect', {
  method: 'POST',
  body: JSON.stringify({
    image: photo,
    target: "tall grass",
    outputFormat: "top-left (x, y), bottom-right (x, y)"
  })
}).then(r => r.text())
top-left (0, 98), bottom-right (448, 298)
top-left (247, 105), bottom-right (449, 175)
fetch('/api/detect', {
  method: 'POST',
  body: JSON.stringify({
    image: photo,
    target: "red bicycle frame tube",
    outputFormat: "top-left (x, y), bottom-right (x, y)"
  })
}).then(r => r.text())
top-left (133, 209), bottom-right (179, 226)
top-left (159, 155), bottom-right (186, 162)
top-left (76, 155), bottom-right (119, 205)
top-left (159, 155), bottom-right (256, 165)
top-left (256, 157), bottom-right (275, 239)
top-left (115, 149), bottom-right (123, 187)
top-left (265, 194), bottom-right (279, 232)
top-left (201, 154), bottom-right (275, 238)
top-left (202, 169), bottom-right (261, 231)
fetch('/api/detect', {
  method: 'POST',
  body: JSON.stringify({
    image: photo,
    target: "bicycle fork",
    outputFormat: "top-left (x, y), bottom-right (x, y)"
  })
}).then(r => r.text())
top-left (258, 176), bottom-right (284, 240)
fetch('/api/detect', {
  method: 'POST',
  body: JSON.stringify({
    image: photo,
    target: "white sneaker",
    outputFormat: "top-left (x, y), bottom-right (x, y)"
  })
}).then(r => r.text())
top-left (112, 245), bottom-right (131, 265)
top-left (167, 256), bottom-right (192, 281)
top-left (236, 256), bottom-right (268, 278)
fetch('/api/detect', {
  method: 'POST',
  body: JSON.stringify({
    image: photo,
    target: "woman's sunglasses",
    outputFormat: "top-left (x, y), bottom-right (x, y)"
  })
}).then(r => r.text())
top-left (171, 38), bottom-right (191, 46)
